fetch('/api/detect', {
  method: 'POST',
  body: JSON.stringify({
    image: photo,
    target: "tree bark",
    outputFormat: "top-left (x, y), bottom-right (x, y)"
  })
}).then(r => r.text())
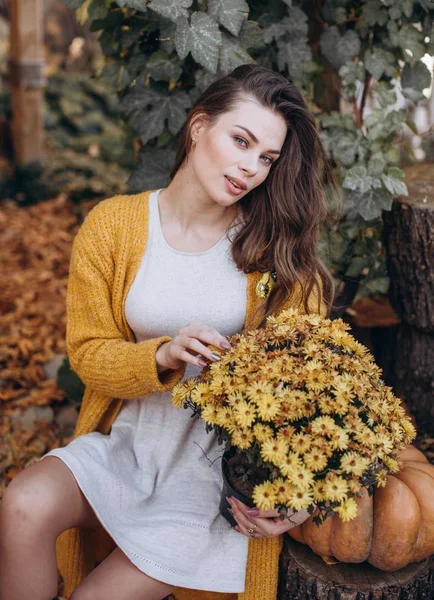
top-left (394, 323), bottom-right (434, 432)
top-left (278, 537), bottom-right (434, 600)
top-left (385, 181), bottom-right (434, 332)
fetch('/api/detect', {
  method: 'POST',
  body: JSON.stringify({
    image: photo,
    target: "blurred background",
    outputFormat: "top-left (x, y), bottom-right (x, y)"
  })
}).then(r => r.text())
top-left (0, 0), bottom-right (433, 511)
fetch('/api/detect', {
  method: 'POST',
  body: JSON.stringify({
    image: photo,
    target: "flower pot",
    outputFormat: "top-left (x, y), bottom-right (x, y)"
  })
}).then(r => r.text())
top-left (219, 448), bottom-right (255, 528)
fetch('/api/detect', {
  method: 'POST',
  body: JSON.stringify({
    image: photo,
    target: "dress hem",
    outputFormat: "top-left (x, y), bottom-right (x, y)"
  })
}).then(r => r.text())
top-left (41, 451), bottom-right (246, 594)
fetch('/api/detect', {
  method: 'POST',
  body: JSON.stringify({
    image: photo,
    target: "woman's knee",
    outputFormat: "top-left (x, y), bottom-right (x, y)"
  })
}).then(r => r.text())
top-left (0, 456), bottom-right (99, 537)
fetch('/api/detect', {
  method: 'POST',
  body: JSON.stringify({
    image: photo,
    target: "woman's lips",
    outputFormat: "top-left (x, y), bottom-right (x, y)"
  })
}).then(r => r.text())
top-left (224, 176), bottom-right (244, 196)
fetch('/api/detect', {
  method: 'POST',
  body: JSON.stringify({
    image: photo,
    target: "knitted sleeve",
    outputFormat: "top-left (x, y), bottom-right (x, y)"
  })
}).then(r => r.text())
top-left (66, 199), bottom-right (186, 399)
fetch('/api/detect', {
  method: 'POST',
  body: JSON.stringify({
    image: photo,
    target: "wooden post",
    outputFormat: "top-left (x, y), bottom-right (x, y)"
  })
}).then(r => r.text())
top-left (9, 0), bottom-right (46, 166)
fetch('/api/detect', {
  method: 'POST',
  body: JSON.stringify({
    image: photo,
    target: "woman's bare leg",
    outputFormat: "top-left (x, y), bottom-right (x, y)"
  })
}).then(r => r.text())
top-left (70, 548), bottom-right (175, 600)
top-left (0, 456), bottom-right (101, 600)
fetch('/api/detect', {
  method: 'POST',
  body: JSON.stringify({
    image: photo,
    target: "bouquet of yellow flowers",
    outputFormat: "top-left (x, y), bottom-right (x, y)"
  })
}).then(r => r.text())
top-left (172, 309), bottom-right (416, 524)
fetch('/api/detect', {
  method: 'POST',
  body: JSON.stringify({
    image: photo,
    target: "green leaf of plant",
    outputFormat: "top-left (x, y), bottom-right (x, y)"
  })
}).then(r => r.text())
top-left (128, 147), bottom-right (176, 191)
top-left (208, 0), bottom-right (249, 37)
top-left (386, 166), bottom-right (405, 179)
top-left (239, 20), bottom-right (266, 50)
top-left (401, 61), bottom-right (432, 102)
top-left (166, 90), bottom-right (192, 135)
top-left (339, 61), bottom-right (365, 98)
top-left (345, 187), bottom-right (394, 220)
top-left (147, 50), bottom-right (183, 82)
top-left (381, 174), bottom-right (408, 196)
top-left (277, 37), bottom-right (312, 80)
top-left (148, 0), bottom-right (192, 21)
top-left (383, 0), bottom-right (414, 19)
top-left (343, 166), bottom-right (372, 193)
top-left (368, 153), bottom-right (387, 176)
top-left (175, 12), bottom-right (222, 73)
top-left (219, 31), bottom-right (255, 73)
top-left (362, 0), bottom-right (388, 26)
top-left (320, 27), bottom-right (361, 70)
top-left (372, 82), bottom-right (397, 108)
top-left (263, 20), bottom-right (289, 44)
top-left (364, 48), bottom-right (395, 80)
top-left (388, 22), bottom-right (426, 61)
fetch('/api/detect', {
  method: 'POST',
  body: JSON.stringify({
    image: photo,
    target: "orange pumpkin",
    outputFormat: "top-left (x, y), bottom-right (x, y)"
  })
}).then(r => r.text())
top-left (289, 445), bottom-right (434, 571)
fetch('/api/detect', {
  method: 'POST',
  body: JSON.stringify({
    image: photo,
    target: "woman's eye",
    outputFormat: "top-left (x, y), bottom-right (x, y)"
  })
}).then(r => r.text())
top-left (234, 136), bottom-right (247, 147)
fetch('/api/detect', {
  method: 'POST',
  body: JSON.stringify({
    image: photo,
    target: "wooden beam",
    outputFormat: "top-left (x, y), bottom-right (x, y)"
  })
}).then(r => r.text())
top-left (9, 0), bottom-right (46, 166)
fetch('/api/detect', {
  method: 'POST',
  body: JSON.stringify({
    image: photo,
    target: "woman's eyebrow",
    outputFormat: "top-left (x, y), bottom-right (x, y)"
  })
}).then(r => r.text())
top-left (234, 125), bottom-right (281, 155)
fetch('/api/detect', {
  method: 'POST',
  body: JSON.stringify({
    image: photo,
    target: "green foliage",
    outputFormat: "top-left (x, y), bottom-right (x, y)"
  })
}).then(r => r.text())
top-left (68, 0), bottom-right (434, 302)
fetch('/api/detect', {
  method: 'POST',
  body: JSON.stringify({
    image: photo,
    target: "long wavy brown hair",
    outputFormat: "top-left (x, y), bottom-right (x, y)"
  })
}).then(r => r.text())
top-left (169, 64), bottom-right (338, 324)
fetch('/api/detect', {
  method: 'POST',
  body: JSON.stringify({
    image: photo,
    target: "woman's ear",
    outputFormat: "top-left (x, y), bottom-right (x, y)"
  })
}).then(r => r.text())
top-left (190, 112), bottom-right (210, 143)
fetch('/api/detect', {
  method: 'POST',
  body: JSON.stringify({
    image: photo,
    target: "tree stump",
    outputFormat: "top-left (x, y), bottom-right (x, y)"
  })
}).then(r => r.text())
top-left (384, 180), bottom-right (434, 433)
top-left (278, 537), bottom-right (434, 600)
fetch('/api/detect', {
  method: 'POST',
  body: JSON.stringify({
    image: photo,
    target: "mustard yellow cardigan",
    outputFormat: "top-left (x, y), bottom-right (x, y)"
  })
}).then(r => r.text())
top-left (56, 189), bottom-right (324, 600)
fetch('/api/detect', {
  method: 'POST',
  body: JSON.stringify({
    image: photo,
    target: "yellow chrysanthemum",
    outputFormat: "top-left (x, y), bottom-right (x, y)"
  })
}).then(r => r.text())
top-left (311, 416), bottom-right (338, 436)
top-left (312, 480), bottom-right (327, 502)
top-left (190, 383), bottom-right (211, 407)
top-left (226, 391), bottom-right (245, 407)
top-left (286, 465), bottom-right (315, 491)
top-left (375, 470), bottom-right (389, 488)
top-left (261, 438), bottom-right (289, 466)
top-left (233, 400), bottom-right (257, 429)
top-left (273, 477), bottom-right (295, 504)
top-left (317, 394), bottom-right (335, 414)
top-left (201, 405), bottom-right (219, 425)
top-left (374, 433), bottom-right (394, 458)
top-left (290, 432), bottom-right (313, 454)
top-left (172, 383), bottom-right (186, 408)
top-left (333, 497), bottom-right (358, 522)
top-left (246, 380), bottom-right (273, 401)
top-left (323, 475), bottom-right (349, 502)
top-left (304, 450), bottom-right (329, 472)
top-left (340, 451), bottom-right (370, 476)
top-left (382, 456), bottom-right (400, 473)
top-left (253, 423), bottom-right (275, 444)
top-left (215, 407), bottom-right (236, 432)
top-left (279, 453), bottom-right (303, 477)
top-left (276, 424), bottom-right (296, 442)
top-left (252, 481), bottom-right (278, 510)
top-left (287, 487), bottom-right (314, 512)
top-left (329, 428), bottom-right (350, 451)
top-left (231, 428), bottom-right (254, 450)
top-left (256, 393), bottom-right (281, 421)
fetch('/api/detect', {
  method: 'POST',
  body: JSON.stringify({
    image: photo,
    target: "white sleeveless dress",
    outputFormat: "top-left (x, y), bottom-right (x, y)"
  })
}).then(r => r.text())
top-left (43, 189), bottom-right (249, 593)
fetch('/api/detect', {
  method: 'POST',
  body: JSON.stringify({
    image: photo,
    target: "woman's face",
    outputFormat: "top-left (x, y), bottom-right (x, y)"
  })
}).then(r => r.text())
top-left (189, 97), bottom-right (287, 207)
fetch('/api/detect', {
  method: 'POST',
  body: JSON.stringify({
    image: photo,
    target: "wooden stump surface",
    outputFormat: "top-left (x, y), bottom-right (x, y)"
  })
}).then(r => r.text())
top-left (385, 181), bottom-right (434, 332)
top-left (279, 537), bottom-right (434, 600)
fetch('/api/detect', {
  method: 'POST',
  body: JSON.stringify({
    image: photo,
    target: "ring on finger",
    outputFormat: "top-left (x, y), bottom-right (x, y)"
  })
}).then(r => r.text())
top-left (247, 524), bottom-right (257, 536)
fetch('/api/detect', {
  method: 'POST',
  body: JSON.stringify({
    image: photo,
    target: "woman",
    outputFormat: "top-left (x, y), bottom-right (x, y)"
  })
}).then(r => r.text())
top-left (0, 64), bottom-right (336, 600)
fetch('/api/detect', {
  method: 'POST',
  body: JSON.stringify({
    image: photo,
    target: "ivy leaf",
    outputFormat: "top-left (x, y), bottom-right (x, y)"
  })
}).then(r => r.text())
top-left (401, 61), bottom-right (432, 102)
top-left (365, 108), bottom-right (406, 141)
top-left (339, 61), bottom-right (365, 97)
top-left (362, 0), bottom-right (388, 26)
top-left (175, 12), bottom-right (222, 73)
top-left (219, 32), bottom-right (255, 74)
top-left (320, 27), bottom-right (361, 70)
top-left (383, 0), bottom-right (414, 19)
top-left (343, 165), bottom-right (372, 193)
top-left (277, 37), bottom-right (312, 80)
top-left (419, 0), bottom-right (434, 10)
top-left (387, 166), bottom-right (406, 179)
top-left (364, 48), bottom-right (395, 80)
top-left (122, 86), bottom-right (191, 144)
top-left (100, 62), bottom-right (132, 91)
top-left (148, 0), bottom-right (193, 22)
top-left (208, 0), bottom-right (249, 37)
top-left (239, 20), bottom-right (266, 49)
top-left (263, 19), bottom-right (289, 44)
top-left (381, 174), bottom-right (408, 196)
top-left (345, 187), bottom-right (394, 221)
top-left (128, 147), bottom-right (176, 191)
top-left (147, 50), bottom-right (183, 82)
top-left (388, 22), bottom-right (426, 61)
top-left (368, 153), bottom-right (387, 176)
top-left (372, 82), bottom-right (397, 108)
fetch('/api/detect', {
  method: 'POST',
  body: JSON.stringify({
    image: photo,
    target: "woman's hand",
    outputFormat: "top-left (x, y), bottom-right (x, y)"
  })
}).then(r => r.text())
top-left (156, 321), bottom-right (231, 372)
top-left (227, 496), bottom-right (311, 539)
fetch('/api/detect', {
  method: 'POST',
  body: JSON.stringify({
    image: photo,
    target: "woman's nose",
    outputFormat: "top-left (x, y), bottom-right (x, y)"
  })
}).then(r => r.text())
top-left (239, 156), bottom-right (258, 177)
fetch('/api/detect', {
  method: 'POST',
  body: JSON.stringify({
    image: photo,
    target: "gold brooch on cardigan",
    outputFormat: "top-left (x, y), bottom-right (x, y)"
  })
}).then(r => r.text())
top-left (256, 269), bottom-right (277, 299)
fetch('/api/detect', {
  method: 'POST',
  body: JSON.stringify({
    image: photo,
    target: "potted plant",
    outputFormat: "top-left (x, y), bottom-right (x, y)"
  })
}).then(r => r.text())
top-left (172, 309), bottom-right (416, 527)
